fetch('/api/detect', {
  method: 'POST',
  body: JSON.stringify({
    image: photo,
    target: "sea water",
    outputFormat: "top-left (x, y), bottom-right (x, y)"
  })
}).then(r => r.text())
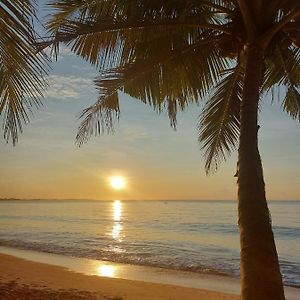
top-left (0, 200), bottom-right (299, 287)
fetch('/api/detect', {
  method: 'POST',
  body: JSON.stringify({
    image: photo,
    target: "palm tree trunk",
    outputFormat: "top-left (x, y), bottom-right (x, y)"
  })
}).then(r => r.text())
top-left (238, 45), bottom-right (285, 300)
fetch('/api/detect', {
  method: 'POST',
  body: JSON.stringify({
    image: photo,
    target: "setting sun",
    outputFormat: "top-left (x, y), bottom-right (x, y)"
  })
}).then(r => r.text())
top-left (110, 176), bottom-right (126, 190)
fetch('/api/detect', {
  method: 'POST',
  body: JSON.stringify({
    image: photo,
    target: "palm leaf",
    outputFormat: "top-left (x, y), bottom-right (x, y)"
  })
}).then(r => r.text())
top-left (282, 85), bottom-right (300, 121)
top-left (76, 94), bottom-right (120, 146)
top-left (199, 65), bottom-right (242, 173)
top-left (0, 0), bottom-right (49, 144)
top-left (263, 46), bottom-right (300, 121)
top-left (76, 36), bottom-right (229, 145)
top-left (263, 47), bottom-right (300, 90)
top-left (42, 0), bottom-right (232, 67)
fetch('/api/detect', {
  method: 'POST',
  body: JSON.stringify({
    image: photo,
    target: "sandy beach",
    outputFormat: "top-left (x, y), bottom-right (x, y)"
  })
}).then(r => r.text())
top-left (0, 253), bottom-right (239, 300)
top-left (1, 248), bottom-right (300, 300)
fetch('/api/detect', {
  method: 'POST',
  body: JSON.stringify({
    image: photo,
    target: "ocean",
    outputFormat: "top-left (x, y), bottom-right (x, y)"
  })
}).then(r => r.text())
top-left (0, 200), bottom-right (299, 287)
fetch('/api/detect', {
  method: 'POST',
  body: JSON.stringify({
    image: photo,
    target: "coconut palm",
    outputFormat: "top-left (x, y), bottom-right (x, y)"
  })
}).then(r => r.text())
top-left (0, 0), bottom-right (48, 145)
top-left (43, 1), bottom-right (300, 299)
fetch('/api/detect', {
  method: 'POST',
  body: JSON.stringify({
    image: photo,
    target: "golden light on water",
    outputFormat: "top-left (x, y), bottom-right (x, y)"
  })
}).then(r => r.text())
top-left (97, 265), bottom-right (116, 277)
top-left (113, 200), bottom-right (122, 221)
top-left (112, 200), bottom-right (123, 241)
top-left (110, 176), bottom-right (126, 190)
top-left (112, 223), bottom-right (122, 240)
top-left (94, 201), bottom-right (123, 278)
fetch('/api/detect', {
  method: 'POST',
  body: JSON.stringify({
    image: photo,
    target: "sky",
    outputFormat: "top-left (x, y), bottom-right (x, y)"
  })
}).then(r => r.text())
top-left (0, 3), bottom-right (300, 201)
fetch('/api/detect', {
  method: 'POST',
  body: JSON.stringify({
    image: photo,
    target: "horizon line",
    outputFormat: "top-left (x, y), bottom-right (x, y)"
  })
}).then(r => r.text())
top-left (0, 198), bottom-right (299, 202)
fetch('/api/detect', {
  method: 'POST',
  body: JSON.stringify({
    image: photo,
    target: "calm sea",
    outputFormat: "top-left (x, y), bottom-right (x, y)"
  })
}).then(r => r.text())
top-left (0, 200), bottom-right (299, 287)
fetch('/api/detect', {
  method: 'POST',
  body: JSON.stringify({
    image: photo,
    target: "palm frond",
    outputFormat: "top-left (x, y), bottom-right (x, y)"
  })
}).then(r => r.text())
top-left (0, 0), bottom-right (49, 144)
top-left (263, 47), bottom-right (300, 91)
top-left (282, 85), bottom-right (300, 121)
top-left (263, 46), bottom-right (300, 121)
top-left (76, 94), bottom-right (120, 146)
top-left (199, 65), bottom-right (242, 173)
top-left (76, 36), bottom-right (229, 145)
top-left (45, 0), bottom-right (115, 58)
top-left (42, 0), bottom-right (233, 67)
top-left (277, 47), bottom-right (300, 121)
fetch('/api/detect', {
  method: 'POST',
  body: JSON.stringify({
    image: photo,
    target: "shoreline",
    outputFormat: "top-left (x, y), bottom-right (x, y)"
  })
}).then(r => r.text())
top-left (0, 241), bottom-right (232, 278)
top-left (0, 246), bottom-right (240, 294)
top-left (0, 246), bottom-right (299, 300)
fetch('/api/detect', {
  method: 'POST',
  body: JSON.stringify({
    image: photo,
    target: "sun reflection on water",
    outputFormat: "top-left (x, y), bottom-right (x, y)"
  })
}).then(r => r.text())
top-left (112, 200), bottom-right (123, 241)
top-left (112, 223), bottom-right (122, 240)
top-left (113, 200), bottom-right (122, 221)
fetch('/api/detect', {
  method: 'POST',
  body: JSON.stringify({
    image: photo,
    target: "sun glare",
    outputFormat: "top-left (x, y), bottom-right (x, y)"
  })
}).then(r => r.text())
top-left (97, 265), bottom-right (116, 277)
top-left (110, 176), bottom-right (125, 190)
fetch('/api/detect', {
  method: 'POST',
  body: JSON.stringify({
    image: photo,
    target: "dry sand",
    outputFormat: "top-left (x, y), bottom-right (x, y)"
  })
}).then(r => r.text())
top-left (0, 253), bottom-right (239, 300)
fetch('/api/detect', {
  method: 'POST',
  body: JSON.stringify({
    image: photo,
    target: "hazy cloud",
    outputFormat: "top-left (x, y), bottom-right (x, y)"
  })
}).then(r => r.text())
top-left (45, 75), bottom-right (94, 100)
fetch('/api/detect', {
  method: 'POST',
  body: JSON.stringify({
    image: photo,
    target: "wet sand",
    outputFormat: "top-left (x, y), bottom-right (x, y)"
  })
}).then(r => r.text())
top-left (0, 253), bottom-right (238, 300)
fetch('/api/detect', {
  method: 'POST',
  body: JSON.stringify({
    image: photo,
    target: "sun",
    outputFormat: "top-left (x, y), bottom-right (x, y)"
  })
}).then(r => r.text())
top-left (110, 176), bottom-right (126, 190)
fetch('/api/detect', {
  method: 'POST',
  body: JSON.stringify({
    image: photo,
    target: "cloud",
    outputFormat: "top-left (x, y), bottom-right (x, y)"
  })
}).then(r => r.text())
top-left (59, 47), bottom-right (72, 57)
top-left (122, 127), bottom-right (150, 142)
top-left (43, 46), bottom-right (73, 61)
top-left (71, 64), bottom-right (94, 71)
top-left (45, 75), bottom-right (95, 100)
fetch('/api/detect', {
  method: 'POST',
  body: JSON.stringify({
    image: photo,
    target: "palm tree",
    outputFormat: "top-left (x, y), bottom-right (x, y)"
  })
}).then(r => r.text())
top-left (0, 0), bottom-right (48, 145)
top-left (42, 1), bottom-right (300, 299)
